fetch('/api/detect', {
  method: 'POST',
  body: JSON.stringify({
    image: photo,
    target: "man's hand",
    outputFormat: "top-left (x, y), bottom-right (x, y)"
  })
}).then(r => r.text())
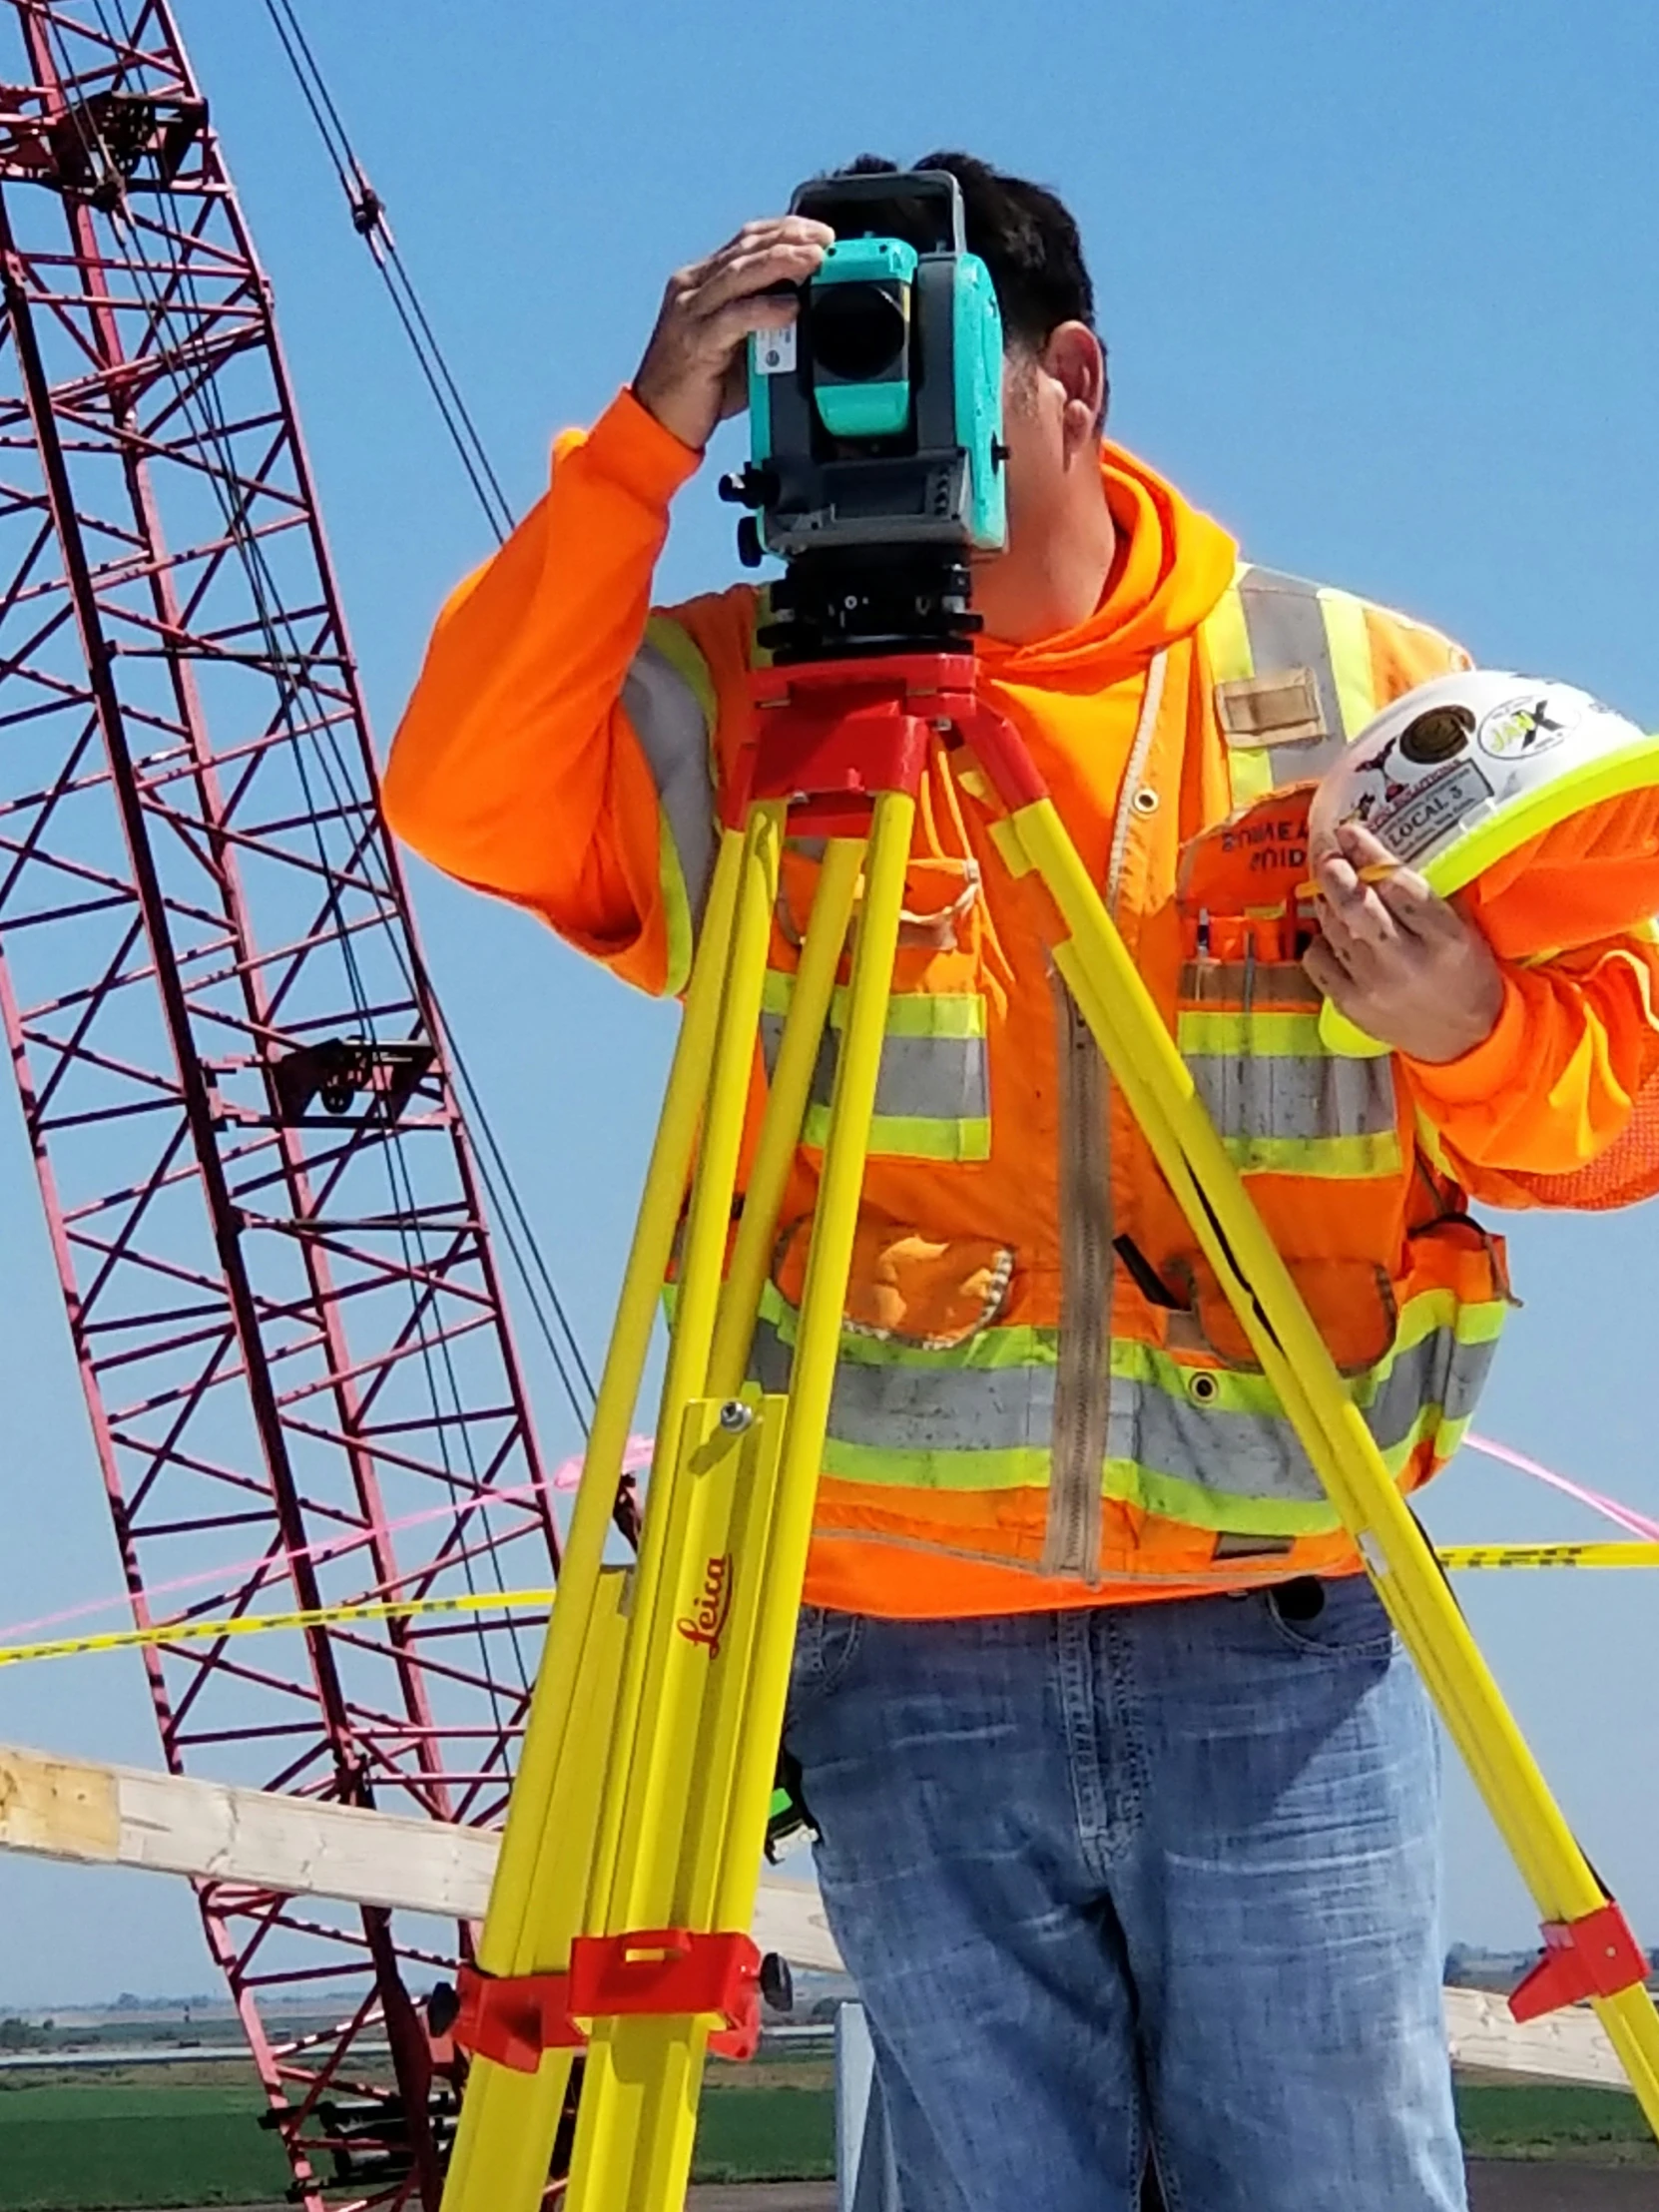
top-left (1303, 820), bottom-right (1504, 1064)
top-left (632, 216), bottom-right (834, 454)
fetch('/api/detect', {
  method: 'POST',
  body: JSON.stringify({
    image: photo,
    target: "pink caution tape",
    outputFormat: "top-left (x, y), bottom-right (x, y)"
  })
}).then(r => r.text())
top-left (1461, 1431), bottom-right (1659, 1542)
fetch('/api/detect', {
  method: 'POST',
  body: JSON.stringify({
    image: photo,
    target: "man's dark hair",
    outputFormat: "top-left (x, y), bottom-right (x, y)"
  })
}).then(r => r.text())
top-left (831, 151), bottom-right (1107, 415)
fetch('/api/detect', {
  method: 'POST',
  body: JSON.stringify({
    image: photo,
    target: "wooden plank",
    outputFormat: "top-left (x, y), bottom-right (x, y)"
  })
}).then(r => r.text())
top-left (1, 1740), bottom-right (1630, 2089)
top-left (0, 1740), bottom-right (844, 1964)
top-left (0, 1745), bottom-right (119, 1860)
top-left (116, 1764), bottom-right (498, 1917)
top-left (1444, 1984), bottom-right (1623, 2088)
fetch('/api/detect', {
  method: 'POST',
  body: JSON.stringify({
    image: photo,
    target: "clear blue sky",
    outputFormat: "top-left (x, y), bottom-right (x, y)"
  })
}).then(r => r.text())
top-left (2, 0), bottom-right (1658, 2002)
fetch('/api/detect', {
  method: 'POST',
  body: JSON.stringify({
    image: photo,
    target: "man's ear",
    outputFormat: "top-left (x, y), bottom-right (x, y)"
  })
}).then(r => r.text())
top-left (1041, 322), bottom-right (1106, 457)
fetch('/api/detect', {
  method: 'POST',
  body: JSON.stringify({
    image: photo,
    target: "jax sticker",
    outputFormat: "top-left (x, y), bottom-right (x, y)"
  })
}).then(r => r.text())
top-left (1370, 757), bottom-right (1494, 862)
top-left (1478, 694), bottom-right (1575, 761)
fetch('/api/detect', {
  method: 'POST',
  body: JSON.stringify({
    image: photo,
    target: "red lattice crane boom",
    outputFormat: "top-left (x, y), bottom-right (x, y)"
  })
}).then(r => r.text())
top-left (0, 6), bottom-right (563, 2203)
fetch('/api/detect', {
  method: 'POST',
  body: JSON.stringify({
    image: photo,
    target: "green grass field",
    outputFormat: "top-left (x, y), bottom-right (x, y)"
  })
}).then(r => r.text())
top-left (0, 2073), bottom-right (835, 2208)
top-left (0, 2071), bottom-right (1646, 2206)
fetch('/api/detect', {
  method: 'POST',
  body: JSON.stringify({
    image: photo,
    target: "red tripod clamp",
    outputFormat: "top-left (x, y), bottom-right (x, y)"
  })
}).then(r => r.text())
top-left (732, 652), bottom-right (1048, 835)
top-left (1508, 1900), bottom-right (1649, 2022)
top-left (452, 1930), bottom-right (764, 2073)
top-left (453, 1962), bottom-right (582, 2072)
top-left (572, 1928), bottom-right (763, 2060)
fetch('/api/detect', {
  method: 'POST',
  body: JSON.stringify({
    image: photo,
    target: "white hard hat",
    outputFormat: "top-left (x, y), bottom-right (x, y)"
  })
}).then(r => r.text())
top-left (1309, 671), bottom-right (1659, 901)
top-left (1310, 671), bottom-right (1659, 1056)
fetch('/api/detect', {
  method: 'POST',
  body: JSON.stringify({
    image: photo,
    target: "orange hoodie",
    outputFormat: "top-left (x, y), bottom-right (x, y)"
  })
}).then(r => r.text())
top-left (386, 389), bottom-right (1659, 1618)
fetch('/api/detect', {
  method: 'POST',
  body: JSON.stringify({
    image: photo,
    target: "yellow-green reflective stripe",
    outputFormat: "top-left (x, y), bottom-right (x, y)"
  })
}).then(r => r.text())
top-left (1226, 749), bottom-right (1277, 808)
top-left (1219, 1131), bottom-right (1403, 1178)
top-left (1108, 1461), bottom-right (1343, 1539)
top-left (1204, 574), bottom-right (1279, 809)
top-left (800, 1107), bottom-right (991, 1162)
top-left (1177, 1008), bottom-right (1327, 1056)
top-left (762, 970), bottom-right (986, 1040)
top-left (644, 613), bottom-right (719, 729)
top-left (1391, 1284), bottom-right (1507, 1355)
top-left (658, 815), bottom-right (695, 997)
top-left (1318, 587), bottom-right (1377, 739)
top-left (1204, 575), bottom-right (1254, 683)
top-left (823, 1437), bottom-right (1047, 1492)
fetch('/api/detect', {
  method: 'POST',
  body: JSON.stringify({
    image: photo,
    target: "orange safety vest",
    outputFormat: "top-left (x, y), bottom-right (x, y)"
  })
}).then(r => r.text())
top-left (384, 392), bottom-right (1659, 1621)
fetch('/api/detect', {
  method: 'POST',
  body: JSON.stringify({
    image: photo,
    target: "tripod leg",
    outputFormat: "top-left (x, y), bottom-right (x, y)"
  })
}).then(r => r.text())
top-left (441, 830), bottom-right (748, 2212)
top-left (717, 792), bottom-right (918, 1926)
top-left (1007, 794), bottom-right (1659, 2128)
top-left (562, 789), bottom-right (918, 2212)
top-left (583, 798), bottom-right (786, 1926)
top-left (709, 835), bottom-right (863, 1395)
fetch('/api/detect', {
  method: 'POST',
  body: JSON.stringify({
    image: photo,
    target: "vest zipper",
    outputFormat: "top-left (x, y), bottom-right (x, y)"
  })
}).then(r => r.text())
top-left (1042, 652), bottom-right (1170, 1582)
top-left (1044, 970), bottom-right (1110, 1577)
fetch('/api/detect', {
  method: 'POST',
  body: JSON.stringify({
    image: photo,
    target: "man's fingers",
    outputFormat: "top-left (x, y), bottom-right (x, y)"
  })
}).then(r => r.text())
top-left (687, 237), bottom-right (829, 320)
top-left (1370, 864), bottom-right (1456, 940)
top-left (1303, 935), bottom-right (1356, 1007)
top-left (1315, 871), bottom-right (1398, 950)
top-left (1336, 818), bottom-right (1399, 867)
top-left (702, 296), bottom-right (804, 359)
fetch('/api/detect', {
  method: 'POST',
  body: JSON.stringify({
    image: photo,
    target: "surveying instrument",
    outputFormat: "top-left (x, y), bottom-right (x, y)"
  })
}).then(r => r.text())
top-left (439, 171), bottom-right (1659, 2208)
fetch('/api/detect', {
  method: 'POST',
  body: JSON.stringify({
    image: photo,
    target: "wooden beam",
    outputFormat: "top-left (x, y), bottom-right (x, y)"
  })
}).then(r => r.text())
top-left (0, 1742), bottom-right (1631, 2086)
top-left (1443, 1983), bottom-right (1623, 2089)
top-left (0, 1740), bottom-right (496, 1917)
top-left (0, 1740), bottom-right (841, 1967)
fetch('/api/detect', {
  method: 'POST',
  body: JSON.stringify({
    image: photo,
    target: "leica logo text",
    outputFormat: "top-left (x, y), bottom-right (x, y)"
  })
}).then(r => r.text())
top-left (676, 1553), bottom-right (734, 1656)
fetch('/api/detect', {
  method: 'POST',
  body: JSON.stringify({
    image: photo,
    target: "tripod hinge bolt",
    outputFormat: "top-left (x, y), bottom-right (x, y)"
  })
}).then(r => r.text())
top-left (718, 1400), bottom-right (756, 1433)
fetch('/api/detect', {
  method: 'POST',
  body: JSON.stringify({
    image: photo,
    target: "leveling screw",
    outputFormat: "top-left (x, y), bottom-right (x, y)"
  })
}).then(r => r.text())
top-left (719, 1400), bottom-right (755, 1433)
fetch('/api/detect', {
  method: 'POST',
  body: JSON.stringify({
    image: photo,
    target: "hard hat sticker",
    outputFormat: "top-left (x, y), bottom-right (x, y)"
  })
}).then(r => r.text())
top-left (1398, 705), bottom-right (1473, 764)
top-left (1367, 757), bottom-right (1494, 863)
top-left (1479, 694), bottom-right (1577, 761)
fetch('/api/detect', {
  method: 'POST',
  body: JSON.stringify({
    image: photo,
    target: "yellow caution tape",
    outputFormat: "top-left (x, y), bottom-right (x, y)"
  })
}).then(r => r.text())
top-left (1437, 1542), bottom-right (1659, 1572)
top-left (0, 1544), bottom-right (1654, 1673)
top-left (0, 1588), bottom-right (557, 1670)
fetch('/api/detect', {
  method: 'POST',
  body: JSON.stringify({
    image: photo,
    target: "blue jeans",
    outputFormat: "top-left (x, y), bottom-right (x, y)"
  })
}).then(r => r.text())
top-left (785, 1576), bottom-right (1465, 2212)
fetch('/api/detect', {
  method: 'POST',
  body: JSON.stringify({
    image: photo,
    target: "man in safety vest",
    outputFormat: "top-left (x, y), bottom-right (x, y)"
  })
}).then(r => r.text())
top-left (386, 154), bottom-right (1659, 2212)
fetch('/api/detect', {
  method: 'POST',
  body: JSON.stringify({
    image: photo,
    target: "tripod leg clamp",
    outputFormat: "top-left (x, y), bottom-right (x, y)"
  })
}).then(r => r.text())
top-left (453, 1963), bottom-right (583, 2071)
top-left (571, 1929), bottom-right (764, 2059)
top-left (1509, 1901), bottom-right (1650, 2021)
top-left (453, 1931), bottom-right (764, 2070)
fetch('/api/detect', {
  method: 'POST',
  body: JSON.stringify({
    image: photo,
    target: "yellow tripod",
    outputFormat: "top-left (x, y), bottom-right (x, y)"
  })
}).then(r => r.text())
top-left (442, 650), bottom-right (1659, 2212)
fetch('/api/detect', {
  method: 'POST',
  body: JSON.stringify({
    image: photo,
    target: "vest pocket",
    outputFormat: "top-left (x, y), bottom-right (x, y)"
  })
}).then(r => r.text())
top-left (752, 1217), bottom-right (1051, 1486)
top-left (1122, 1216), bottom-right (1510, 1532)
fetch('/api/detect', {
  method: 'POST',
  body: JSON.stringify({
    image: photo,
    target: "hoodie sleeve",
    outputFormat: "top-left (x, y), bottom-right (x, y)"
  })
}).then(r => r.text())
top-left (1401, 931), bottom-right (1659, 1201)
top-left (382, 387), bottom-right (726, 998)
top-left (1351, 598), bottom-right (1659, 1205)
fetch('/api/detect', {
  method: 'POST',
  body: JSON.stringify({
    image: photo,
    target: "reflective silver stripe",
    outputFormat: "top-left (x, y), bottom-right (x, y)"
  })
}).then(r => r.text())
top-left (751, 1315), bottom-right (1496, 1499)
top-left (1186, 1050), bottom-right (1396, 1146)
top-left (760, 1013), bottom-right (988, 1127)
top-left (751, 1319), bottom-right (1053, 1452)
top-left (1235, 566), bottom-right (1349, 785)
top-left (621, 635), bottom-right (717, 927)
top-left (1125, 1327), bottom-right (1500, 1506)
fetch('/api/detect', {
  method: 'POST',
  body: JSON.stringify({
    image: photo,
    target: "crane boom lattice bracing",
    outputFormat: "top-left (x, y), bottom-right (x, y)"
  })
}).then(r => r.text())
top-left (0, 6), bottom-right (560, 2205)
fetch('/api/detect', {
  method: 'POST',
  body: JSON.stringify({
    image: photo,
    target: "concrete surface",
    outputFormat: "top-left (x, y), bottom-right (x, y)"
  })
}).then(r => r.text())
top-left (683, 2172), bottom-right (1659, 2210)
top-left (149, 2167), bottom-right (1659, 2211)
